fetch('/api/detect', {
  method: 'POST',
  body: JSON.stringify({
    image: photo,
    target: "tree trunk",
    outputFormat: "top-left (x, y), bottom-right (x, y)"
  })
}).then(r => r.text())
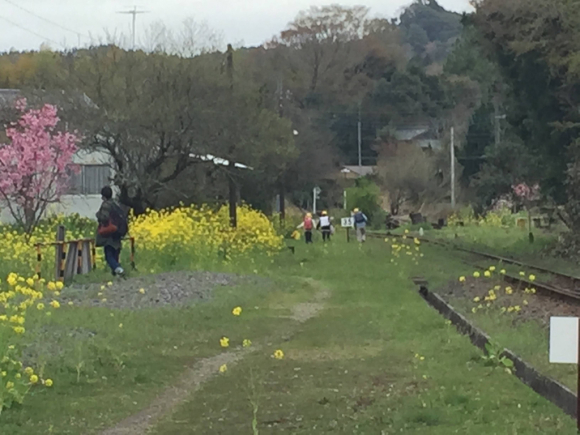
top-left (119, 185), bottom-right (147, 215)
top-left (229, 162), bottom-right (237, 228)
top-left (279, 181), bottom-right (285, 224)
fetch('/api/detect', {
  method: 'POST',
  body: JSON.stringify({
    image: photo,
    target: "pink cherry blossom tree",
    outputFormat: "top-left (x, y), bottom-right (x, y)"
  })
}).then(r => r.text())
top-left (0, 99), bottom-right (80, 234)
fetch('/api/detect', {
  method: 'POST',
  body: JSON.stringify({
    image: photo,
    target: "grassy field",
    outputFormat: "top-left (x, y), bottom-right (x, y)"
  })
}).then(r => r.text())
top-left (148, 238), bottom-right (575, 434)
top-left (0, 231), bottom-right (576, 434)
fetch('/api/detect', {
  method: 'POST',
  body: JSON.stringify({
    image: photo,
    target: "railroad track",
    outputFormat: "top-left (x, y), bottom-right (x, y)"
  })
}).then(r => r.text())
top-left (368, 232), bottom-right (580, 302)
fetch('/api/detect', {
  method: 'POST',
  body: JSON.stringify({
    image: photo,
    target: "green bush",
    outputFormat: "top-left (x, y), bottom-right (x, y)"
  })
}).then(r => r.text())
top-left (346, 178), bottom-right (382, 224)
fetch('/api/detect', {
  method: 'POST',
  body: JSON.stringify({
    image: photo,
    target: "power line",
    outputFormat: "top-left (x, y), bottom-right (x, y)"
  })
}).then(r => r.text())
top-left (2, 0), bottom-right (88, 43)
top-left (0, 15), bottom-right (64, 48)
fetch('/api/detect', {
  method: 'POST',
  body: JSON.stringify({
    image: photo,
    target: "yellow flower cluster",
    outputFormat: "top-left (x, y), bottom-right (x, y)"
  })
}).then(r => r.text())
top-left (130, 204), bottom-right (283, 265)
top-left (448, 206), bottom-right (512, 228)
top-left (0, 214), bottom-right (96, 278)
top-left (388, 231), bottom-right (423, 267)
top-left (466, 265), bottom-right (537, 316)
top-left (0, 272), bottom-right (61, 412)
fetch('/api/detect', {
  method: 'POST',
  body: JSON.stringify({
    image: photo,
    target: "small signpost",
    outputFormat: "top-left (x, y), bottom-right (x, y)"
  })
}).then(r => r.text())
top-left (341, 217), bottom-right (354, 242)
top-left (313, 186), bottom-right (321, 214)
top-left (550, 317), bottom-right (580, 429)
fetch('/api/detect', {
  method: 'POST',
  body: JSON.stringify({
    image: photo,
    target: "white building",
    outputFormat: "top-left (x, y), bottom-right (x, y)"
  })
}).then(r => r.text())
top-left (0, 148), bottom-right (114, 224)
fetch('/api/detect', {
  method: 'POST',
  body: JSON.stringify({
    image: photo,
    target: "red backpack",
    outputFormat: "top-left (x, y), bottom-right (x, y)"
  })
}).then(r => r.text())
top-left (304, 217), bottom-right (313, 230)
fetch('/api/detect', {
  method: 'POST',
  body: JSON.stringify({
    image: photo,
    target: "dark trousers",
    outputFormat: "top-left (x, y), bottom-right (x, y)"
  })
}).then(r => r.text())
top-left (305, 230), bottom-right (313, 244)
top-left (321, 226), bottom-right (331, 242)
top-left (104, 246), bottom-right (121, 274)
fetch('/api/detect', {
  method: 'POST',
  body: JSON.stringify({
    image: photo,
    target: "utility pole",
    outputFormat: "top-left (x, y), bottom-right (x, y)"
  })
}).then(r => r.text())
top-left (225, 43), bottom-right (237, 228)
top-left (276, 76), bottom-right (286, 223)
top-left (117, 6), bottom-right (149, 50)
top-left (494, 101), bottom-right (506, 146)
top-left (450, 127), bottom-right (456, 209)
top-left (358, 102), bottom-right (362, 168)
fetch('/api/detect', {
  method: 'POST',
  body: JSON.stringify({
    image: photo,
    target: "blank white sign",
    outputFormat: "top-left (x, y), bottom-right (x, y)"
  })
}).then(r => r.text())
top-left (549, 317), bottom-right (578, 364)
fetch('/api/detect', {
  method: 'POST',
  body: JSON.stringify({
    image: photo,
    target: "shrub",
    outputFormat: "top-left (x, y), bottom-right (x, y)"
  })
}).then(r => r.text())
top-left (346, 178), bottom-right (382, 223)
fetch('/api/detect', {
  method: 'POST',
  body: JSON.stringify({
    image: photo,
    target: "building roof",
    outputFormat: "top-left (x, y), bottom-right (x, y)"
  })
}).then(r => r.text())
top-left (0, 88), bottom-right (97, 109)
top-left (393, 125), bottom-right (430, 141)
top-left (0, 89), bottom-right (20, 106)
top-left (341, 165), bottom-right (375, 177)
top-left (189, 153), bottom-right (253, 170)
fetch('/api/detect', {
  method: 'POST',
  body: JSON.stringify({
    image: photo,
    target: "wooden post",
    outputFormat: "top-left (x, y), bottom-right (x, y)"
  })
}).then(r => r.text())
top-left (347, 227), bottom-right (350, 243)
top-left (55, 225), bottom-right (65, 281)
top-left (91, 240), bottom-right (97, 271)
top-left (76, 241), bottom-right (83, 275)
top-left (63, 242), bottom-right (78, 282)
top-left (35, 244), bottom-right (42, 279)
top-left (130, 237), bottom-right (136, 270)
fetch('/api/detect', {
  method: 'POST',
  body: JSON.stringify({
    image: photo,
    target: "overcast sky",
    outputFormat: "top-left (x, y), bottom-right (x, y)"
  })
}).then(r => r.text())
top-left (0, 0), bottom-right (473, 52)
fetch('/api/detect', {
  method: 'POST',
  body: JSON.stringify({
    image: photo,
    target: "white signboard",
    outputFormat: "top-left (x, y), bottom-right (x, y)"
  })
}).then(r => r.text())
top-left (341, 217), bottom-right (354, 228)
top-left (549, 317), bottom-right (578, 364)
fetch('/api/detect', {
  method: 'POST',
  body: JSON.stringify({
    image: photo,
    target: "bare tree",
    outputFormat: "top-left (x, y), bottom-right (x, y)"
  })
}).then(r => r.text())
top-left (142, 18), bottom-right (224, 57)
top-left (377, 143), bottom-right (447, 215)
top-left (268, 5), bottom-right (371, 98)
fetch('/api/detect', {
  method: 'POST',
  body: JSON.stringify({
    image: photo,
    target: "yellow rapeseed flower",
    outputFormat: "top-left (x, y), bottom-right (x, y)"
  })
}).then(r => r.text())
top-left (273, 349), bottom-right (285, 360)
top-left (139, 288), bottom-right (146, 294)
top-left (484, 271), bottom-right (491, 278)
top-left (29, 374), bottom-right (39, 384)
top-left (45, 379), bottom-right (53, 387)
top-left (232, 307), bottom-right (242, 316)
top-left (243, 339), bottom-right (252, 348)
top-left (219, 364), bottom-right (227, 373)
top-left (529, 275), bottom-right (536, 282)
top-left (37, 303), bottom-right (45, 311)
top-left (459, 276), bottom-right (466, 283)
top-left (473, 272), bottom-right (480, 278)
top-left (50, 300), bottom-right (60, 309)
top-left (220, 337), bottom-right (230, 348)
top-left (473, 297), bottom-right (481, 303)
top-left (489, 266), bottom-right (496, 272)
top-left (55, 282), bottom-right (64, 290)
top-left (24, 367), bottom-right (34, 376)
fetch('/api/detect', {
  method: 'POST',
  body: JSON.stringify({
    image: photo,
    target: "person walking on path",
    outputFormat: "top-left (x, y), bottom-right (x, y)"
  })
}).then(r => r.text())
top-left (96, 186), bottom-right (128, 277)
top-left (318, 210), bottom-right (332, 242)
top-left (298, 212), bottom-right (315, 244)
top-left (353, 208), bottom-right (368, 243)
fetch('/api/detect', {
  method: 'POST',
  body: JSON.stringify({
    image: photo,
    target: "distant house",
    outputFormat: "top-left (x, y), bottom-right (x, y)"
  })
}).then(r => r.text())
top-left (393, 124), bottom-right (442, 150)
top-left (340, 165), bottom-right (376, 180)
top-left (0, 89), bottom-right (113, 223)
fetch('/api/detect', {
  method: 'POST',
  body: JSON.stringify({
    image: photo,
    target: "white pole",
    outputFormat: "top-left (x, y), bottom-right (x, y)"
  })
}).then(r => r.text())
top-left (313, 188), bottom-right (317, 215)
top-left (451, 126), bottom-right (456, 209)
top-left (344, 190), bottom-right (347, 210)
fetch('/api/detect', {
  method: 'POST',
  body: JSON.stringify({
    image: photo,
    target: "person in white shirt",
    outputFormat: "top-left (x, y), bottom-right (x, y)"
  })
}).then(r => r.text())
top-left (317, 210), bottom-right (332, 242)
